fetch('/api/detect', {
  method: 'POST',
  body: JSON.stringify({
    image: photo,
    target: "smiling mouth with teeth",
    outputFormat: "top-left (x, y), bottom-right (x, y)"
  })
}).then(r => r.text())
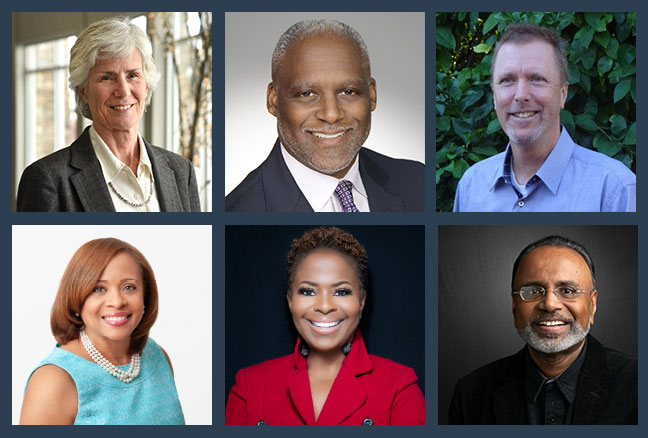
top-left (112, 104), bottom-right (134, 110)
top-left (310, 320), bottom-right (342, 328)
top-left (309, 131), bottom-right (348, 139)
top-left (536, 320), bottom-right (568, 326)
top-left (103, 315), bottom-right (130, 322)
top-left (512, 111), bottom-right (537, 118)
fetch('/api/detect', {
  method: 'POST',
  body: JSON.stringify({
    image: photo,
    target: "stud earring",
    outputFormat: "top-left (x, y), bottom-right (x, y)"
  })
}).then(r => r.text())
top-left (342, 342), bottom-right (352, 354)
top-left (300, 341), bottom-right (309, 358)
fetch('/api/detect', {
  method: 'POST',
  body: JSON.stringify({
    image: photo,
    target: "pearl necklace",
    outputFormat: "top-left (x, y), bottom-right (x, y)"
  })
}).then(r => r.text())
top-left (80, 328), bottom-right (141, 383)
top-left (107, 171), bottom-right (154, 207)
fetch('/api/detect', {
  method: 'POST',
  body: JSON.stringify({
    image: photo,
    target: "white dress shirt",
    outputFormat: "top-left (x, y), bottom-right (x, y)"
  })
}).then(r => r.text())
top-left (89, 126), bottom-right (161, 212)
top-left (280, 143), bottom-right (370, 212)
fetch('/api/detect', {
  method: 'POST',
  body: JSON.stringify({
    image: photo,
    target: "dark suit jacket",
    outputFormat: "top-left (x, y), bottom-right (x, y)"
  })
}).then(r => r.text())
top-left (225, 139), bottom-right (424, 212)
top-left (225, 329), bottom-right (425, 425)
top-left (17, 127), bottom-right (201, 212)
top-left (448, 335), bottom-right (637, 424)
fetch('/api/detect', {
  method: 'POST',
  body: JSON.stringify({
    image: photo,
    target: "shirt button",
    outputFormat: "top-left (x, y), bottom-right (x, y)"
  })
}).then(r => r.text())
top-left (134, 193), bottom-right (141, 201)
top-left (256, 420), bottom-right (267, 426)
top-left (362, 418), bottom-right (374, 426)
top-left (518, 200), bottom-right (525, 207)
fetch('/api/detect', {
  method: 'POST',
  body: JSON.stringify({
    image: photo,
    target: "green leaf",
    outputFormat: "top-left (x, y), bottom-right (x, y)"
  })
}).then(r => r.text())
top-left (436, 27), bottom-right (456, 50)
top-left (473, 43), bottom-right (492, 54)
top-left (567, 64), bottom-right (580, 84)
top-left (436, 103), bottom-right (445, 117)
top-left (472, 145), bottom-right (498, 155)
top-left (560, 109), bottom-right (575, 135)
top-left (631, 78), bottom-right (636, 102)
top-left (471, 102), bottom-right (492, 123)
top-left (437, 115), bottom-right (450, 132)
top-left (584, 96), bottom-right (598, 115)
top-left (486, 118), bottom-right (501, 135)
top-left (579, 74), bottom-right (591, 94)
top-left (604, 38), bottom-right (619, 59)
top-left (581, 46), bottom-right (597, 70)
top-left (574, 114), bottom-right (599, 132)
top-left (452, 118), bottom-right (473, 145)
top-left (597, 57), bottom-right (613, 76)
top-left (594, 32), bottom-right (610, 48)
top-left (459, 89), bottom-right (484, 112)
top-left (584, 13), bottom-right (605, 31)
top-left (482, 13), bottom-right (500, 34)
top-left (624, 122), bottom-right (636, 145)
top-left (573, 26), bottom-right (595, 49)
top-left (609, 114), bottom-right (627, 137)
top-left (618, 44), bottom-right (636, 64)
top-left (593, 134), bottom-right (623, 156)
top-left (613, 79), bottom-right (631, 103)
top-left (452, 158), bottom-right (470, 179)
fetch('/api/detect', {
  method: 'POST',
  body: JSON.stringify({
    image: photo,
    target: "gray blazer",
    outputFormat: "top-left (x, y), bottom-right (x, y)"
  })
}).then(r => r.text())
top-left (17, 127), bottom-right (201, 212)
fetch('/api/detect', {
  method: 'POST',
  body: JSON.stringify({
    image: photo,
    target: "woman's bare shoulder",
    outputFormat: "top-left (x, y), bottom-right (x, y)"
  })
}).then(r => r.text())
top-left (20, 364), bottom-right (78, 425)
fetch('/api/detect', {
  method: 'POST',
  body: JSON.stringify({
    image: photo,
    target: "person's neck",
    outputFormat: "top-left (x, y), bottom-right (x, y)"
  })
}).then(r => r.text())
top-left (510, 127), bottom-right (561, 185)
top-left (94, 125), bottom-right (141, 175)
top-left (527, 339), bottom-right (585, 379)
top-left (306, 348), bottom-right (346, 376)
top-left (85, 333), bottom-right (132, 365)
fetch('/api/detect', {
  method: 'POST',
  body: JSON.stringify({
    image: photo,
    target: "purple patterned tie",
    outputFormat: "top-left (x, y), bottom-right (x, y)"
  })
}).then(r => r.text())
top-left (334, 180), bottom-right (360, 212)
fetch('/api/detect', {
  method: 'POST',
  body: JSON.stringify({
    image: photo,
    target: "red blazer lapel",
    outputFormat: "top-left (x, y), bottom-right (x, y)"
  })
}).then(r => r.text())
top-left (287, 369), bottom-right (316, 425)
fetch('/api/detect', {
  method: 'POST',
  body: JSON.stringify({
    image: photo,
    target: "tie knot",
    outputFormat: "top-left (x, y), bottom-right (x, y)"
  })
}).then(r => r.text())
top-left (335, 180), bottom-right (359, 212)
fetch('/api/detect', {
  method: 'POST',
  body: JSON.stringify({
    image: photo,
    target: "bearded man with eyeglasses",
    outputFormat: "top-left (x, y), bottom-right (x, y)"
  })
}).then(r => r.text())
top-left (448, 235), bottom-right (637, 424)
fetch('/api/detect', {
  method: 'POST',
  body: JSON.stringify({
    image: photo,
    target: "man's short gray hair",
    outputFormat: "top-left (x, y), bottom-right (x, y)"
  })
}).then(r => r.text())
top-left (69, 16), bottom-right (161, 120)
top-left (491, 22), bottom-right (568, 84)
top-left (271, 19), bottom-right (370, 80)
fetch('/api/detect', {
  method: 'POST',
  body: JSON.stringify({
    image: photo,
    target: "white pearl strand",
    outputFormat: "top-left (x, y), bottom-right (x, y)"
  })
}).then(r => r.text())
top-left (80, 328), bottom-right (141, 383)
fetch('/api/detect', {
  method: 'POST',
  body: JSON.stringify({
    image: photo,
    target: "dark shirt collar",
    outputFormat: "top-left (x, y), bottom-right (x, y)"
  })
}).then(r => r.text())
top-left (525, 339), bottom-right (588, 404)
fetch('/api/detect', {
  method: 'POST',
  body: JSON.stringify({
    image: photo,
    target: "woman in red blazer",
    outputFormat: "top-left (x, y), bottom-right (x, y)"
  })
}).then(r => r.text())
top-left (225, 227), bottom-right (425, 425)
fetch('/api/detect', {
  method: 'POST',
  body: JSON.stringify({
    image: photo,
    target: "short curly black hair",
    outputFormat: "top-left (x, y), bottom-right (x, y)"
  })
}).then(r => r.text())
top-left (286, 227), bottom-right (368, 293)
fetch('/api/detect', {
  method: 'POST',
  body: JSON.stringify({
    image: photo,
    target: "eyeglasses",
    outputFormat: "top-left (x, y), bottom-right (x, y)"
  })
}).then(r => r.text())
top-left (512, 286), bottom-right (596, 302)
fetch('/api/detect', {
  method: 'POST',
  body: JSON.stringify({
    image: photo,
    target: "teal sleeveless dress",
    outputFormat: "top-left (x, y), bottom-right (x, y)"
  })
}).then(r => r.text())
top-left (27, 338), bottom-right (185, 425)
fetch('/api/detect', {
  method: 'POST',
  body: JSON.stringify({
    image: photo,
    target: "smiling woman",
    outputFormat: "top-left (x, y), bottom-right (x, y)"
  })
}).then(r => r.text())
top-left (19, 238), bottom-right (185, 425)
top-left (225, 227), bottom-right (425, 425)
top-left (16, 17), bottom-right (200, 212)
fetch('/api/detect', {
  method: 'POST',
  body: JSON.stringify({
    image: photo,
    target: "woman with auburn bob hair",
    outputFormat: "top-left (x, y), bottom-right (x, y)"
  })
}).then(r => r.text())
top-left (225, 227), bottom-right (425, 425)
top-left (20, 238), bottom-right (184, 425)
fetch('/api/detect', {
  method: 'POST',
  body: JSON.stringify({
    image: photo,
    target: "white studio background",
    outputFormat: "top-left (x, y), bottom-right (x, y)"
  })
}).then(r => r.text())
top-left (225, 12), bottom-right (426, 195)
top-left (11, 225), bottom-right (212, 425)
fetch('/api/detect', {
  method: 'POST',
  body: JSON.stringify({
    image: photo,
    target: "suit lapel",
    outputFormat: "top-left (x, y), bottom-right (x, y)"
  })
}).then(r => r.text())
top-left (316, 364), bottom-right (367, 425)
top-left (69, 128), bottom-right (115, 212)
top-left (147, 143), bottom-right (182, 211)
top-left (572, 336), bottom-right (612, 424)
top-left (492, 347), bottom-right (527, 424)
top-left (287, 369), bottom-right (317, 425)
top-left (358, 149), bottom-right (406, 211)
top-left (262, 140), bottom-right (313, 212)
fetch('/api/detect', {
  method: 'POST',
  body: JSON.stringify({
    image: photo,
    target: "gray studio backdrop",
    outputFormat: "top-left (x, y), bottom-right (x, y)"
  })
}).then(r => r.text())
top-left (225, 12), bottom-right (425, 195)
top-left (437, 225), bottom-right (637, 425)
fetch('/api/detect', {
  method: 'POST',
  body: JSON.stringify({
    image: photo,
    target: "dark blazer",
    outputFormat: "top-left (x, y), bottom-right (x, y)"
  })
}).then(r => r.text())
top-left (225, 139), bottom-right (424, 212)
top-left (225, 330), bottom-right (425, 425)
top-left (17, 127), bottom-right (201, 212)
top-left (448, 335), bottom-right (637, 424)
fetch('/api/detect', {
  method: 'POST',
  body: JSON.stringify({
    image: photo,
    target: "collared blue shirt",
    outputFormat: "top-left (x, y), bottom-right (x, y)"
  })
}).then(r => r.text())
top-left (453, 127), bottom-right (636, 212)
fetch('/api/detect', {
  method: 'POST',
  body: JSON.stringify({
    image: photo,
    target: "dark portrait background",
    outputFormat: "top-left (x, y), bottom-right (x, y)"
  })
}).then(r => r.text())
top-left (437, 225), bottom-right (637, 424)
top-left (225, 225), bottom-right (425, 401)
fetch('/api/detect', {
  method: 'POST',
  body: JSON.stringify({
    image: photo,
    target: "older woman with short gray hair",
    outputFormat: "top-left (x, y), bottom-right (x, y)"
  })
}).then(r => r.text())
top-left (17, 16), bottom-right (200, 212)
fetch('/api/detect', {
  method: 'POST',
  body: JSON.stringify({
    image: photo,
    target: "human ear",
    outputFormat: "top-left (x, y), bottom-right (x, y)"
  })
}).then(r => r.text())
top-left (369, 78), bottom-right (377, 111)
top-left (267, 82), bottom-right (278, 117)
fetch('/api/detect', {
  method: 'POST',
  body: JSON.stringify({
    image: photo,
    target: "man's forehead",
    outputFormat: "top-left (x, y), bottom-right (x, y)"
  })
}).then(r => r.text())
top-left (276, 33), bottom-right (368, 78)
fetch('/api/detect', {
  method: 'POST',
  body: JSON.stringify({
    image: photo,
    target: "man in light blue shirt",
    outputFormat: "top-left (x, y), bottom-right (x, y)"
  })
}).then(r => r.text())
top-left (453, 23), bottom-right (635, 212)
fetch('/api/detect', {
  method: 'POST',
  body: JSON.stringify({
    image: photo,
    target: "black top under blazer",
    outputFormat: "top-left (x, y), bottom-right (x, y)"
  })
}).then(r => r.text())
top-left (225, 139), bottom-right (424, 212)
top-left (448, 335), bottom-right (637, 425)
top-left (17, 127), bottom-right (201, 212)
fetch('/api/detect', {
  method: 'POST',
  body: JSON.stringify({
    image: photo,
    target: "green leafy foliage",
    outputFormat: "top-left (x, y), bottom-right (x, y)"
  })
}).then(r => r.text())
top-left (436, 12), bottom-right (636, 211)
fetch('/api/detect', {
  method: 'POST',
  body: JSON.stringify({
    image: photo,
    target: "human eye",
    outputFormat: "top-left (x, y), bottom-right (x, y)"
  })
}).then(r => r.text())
top-left (333, 288), bottom-right (352, 296)
top-left (521, 286), bottom-right (543, 298)
top-left (297, 90), bottom-right (314, 98)
top-left (341, 88), bottom-right (359, 96)
top-left (297, 287), bottom-right (316, 296)
top-left (100, 75), bottom-right (112, 81)
top-left (557, 287), bottom-right (577, 297)
top-left (92, 285), bottom-right (106, 293)
top-left (123, 284), bottom-right (137, 292)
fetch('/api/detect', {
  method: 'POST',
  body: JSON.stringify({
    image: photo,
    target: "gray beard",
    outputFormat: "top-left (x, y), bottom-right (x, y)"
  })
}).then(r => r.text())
top-left (517, 320), bottom-right (590, 354)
